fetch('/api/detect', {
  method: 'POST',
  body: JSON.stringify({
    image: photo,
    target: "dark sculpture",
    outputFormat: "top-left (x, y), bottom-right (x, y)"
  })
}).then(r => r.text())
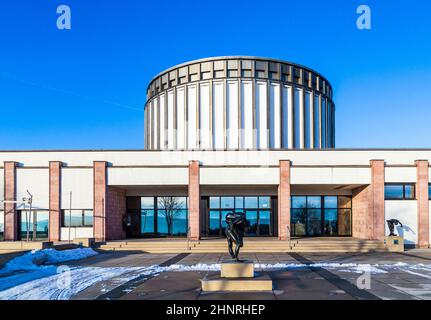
top-left (225, 212), bottom-right (247, 260)
top-left (387, 219), bottom-right (403, 236)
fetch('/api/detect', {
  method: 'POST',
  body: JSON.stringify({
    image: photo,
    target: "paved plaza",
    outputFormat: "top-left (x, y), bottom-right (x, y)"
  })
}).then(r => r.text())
top-left (56, 249), bottom-right (431, 300)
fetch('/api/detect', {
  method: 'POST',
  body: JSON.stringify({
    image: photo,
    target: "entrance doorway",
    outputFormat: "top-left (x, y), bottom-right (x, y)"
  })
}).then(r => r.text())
top-left (290, 196), bottom-right (352, 237)
top-left (125, 196), bottom-right (188, 238)
top-left (202, 196), bottom-right (276, 237)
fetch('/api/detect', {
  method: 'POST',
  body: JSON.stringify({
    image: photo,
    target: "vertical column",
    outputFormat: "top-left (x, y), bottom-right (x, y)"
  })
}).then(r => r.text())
top-left (370, 160), bottom-right (385, 240)
top-left (4, 162), bottom-right (17, 241)
top-left (352, 185), bottom-right (373, 239)
top-left (416, 160), bottom-right (429, 248)
top-left (94, 161), bottom-right (107, 241)
top-left (188, 160), bottom-right (200, 240)
top-left (49, 161), bottom-right (62, 242)
top-left (278, 160), bottom-right (291, 240)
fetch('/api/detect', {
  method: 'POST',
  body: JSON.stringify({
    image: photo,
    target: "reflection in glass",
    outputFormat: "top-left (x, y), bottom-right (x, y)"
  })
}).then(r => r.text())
top-left (235, 197), bottom-right (244, 209)
top-left (63, 210), bottom-right (84, 227)
top-left (83, 210), bottom-right (94, 226)
top-left (324, 196), bottom-right (337, 208)
top-left (63, 210), bottom-right (93, 227)
top-left (209, 197), bottom-right (220, 208)
top-left (141, 209), bottom-right (155, 234)
top-left (385, 185), bottom-right (404, 200)
top-left (292, 196), bottom-right (306, 208)
top-left (172, 209), bottom-right (187, 235)
top-left (307, 196), bottom-right (321, 208)
top-left (221, 197), bottom-right (234, 208)
top-left (244, 197), bottom-right (258, 208)
top-left (20, 211), bottom-right (49, 240)
top-left (338, 196), bottom-right (352, 209)
top-left (404, 184), bottom-right (415, 199)
top-left (141, 197), bottom-right (154, 209)
top-left (246, 211), bottom-right (258, 236)
top-left (338, 209), bottom-right (352, 236)
top-left (259, 197), bottom-right (270, 209)
top-left (307, 209), bottom-right (322, 236)
top-left (291, 208), bottom-right (306, 236)
top-left (324, 209), bottom-right (338, 235)
top-left (259, 210), bottom-right (270, 236)
top-left (209, 211), bottom-right (220, 236)
top-left (157, 197), bottom-right (188, 236)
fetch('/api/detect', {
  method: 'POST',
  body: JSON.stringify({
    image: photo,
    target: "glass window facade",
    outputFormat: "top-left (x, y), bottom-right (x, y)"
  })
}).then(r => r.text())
top-left (157, 197), bottom-right (188, 236)
top-left (385, 184), bottom-right (415, 200)
top-left (204, 196), bottom-right (274, 237)
top-left (0, 211), bottom-right (4, 241)
top-left (304, 91), bottom-right (311, 148)
top-left (291, 196), bottom-right (352, 236)
top-left (294, 88), bottom-right (302, 148)
top-left (126, 196), bottom-right (188, 237)
top-left (19, 210), bottom-right (49, 241)
top-left (313, 94), bottom-right (320, 148)
top-left (321, 99), bottom-right (327, 147)
top-left (62, 210), bottom-right (93, 227)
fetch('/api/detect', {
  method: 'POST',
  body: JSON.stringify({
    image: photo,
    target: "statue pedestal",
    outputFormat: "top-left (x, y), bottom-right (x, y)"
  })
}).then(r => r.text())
top-left (201, 260), bottom-right (273, 292)
top-left (383, 236), bottom-right (404, 252)
top-left (221, 260), bottom-right (254, 278)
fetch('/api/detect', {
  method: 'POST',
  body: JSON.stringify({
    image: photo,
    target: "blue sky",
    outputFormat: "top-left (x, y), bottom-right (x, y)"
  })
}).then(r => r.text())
top-left (0, 0), bottom-right (430, 149)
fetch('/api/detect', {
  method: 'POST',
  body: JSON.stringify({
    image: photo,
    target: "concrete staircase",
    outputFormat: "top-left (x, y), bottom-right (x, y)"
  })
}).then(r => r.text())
top-left (97, 237), bottom-right (389, 254)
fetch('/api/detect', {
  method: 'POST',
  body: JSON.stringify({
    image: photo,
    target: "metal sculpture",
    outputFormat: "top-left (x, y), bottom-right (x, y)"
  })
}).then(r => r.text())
top-left (386, 219), bottom-right (403, 236)
top-left (225, 212), bottom-right (247, 260)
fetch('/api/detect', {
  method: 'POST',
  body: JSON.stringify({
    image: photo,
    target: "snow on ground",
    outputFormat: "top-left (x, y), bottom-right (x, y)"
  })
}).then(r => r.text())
top-left (0, 248), bottom-right (99, 293)
top-left (0, 248), bottom-right (98, 273)
top-left (2, 249), bottom-right (431, 300)
top-left (0, 266), bottom-right (149, 300)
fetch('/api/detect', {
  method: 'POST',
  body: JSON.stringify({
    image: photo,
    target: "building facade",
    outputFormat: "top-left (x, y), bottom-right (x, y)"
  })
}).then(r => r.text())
top-left (0, 57), bottom-right (430, 248)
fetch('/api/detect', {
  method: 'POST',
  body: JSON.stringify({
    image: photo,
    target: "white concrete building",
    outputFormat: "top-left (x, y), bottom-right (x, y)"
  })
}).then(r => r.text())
top-left (0, 57), bottom-right (429, 248)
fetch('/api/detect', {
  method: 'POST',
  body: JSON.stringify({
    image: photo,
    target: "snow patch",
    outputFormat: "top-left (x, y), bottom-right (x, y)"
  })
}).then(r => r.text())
top-left (0, 248), bottom-right (98, 274)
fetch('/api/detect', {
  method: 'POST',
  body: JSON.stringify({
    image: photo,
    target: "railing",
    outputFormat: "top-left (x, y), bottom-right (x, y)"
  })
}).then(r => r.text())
top-left (186, 226), bottom-right (191, 251)
top-left (287, 225), bottom-right (291, 249)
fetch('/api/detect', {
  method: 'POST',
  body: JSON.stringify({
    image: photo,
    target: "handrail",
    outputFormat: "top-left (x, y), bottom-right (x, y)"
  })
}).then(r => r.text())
top-left (286, 225), bottom-right (291, 249)
top-left (186, 226), bottom-right (191, 251)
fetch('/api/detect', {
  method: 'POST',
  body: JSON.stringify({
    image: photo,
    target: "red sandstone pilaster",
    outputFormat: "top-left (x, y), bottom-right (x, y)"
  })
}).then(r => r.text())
top-left (4, 162), bottom-right (17, 241)
top-left (106, 187), bottom-right (126, 240)
top-left (370, 160), bottom-right (385, 240)
top-left (49, 161), bottom-right (62, 242)
top-left (93, 161), bottom-right (107, 241)
top-left (278, 160), bottom-right (291, 240)
top-left (352, 185), bottom-right (373, 239)
top-left (188, 161), bottom-right (200, 240)
top-left (416, 160), bottom-right (429, 248)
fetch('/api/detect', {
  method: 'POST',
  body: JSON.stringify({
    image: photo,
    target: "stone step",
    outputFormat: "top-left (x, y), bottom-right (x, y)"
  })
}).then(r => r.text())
top-left (98, 247), bottom-right (388, 253)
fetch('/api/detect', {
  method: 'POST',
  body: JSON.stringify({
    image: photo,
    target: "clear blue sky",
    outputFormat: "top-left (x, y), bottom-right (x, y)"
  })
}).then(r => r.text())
top-left (0, 0), bottom-right (430, 149)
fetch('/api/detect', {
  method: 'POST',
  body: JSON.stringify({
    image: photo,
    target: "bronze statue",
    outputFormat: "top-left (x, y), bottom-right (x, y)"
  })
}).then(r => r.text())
top-left (225, 212), bottom-right (247, 260)
top-left (387, 219), bottom-right (403, 236)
